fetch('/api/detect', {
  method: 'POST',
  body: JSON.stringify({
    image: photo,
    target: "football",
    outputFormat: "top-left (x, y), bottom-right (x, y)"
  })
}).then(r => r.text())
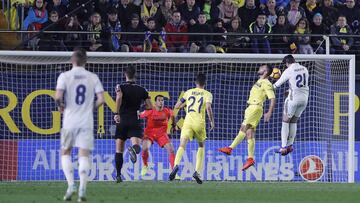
top-left (271, 68), bottom-right (281, 79)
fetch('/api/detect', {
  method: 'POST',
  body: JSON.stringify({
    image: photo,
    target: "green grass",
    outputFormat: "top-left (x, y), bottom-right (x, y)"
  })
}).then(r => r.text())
top-left (0, 181), bottom-right (359, 203)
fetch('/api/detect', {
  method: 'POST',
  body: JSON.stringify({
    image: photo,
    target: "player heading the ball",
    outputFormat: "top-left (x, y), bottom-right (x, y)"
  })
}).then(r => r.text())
top-left (169, 73), bottom-right (215, 184)
top-left (55, 48), bottom-right (105, 202)
top-left (274, 55), bottom-right (309, 155)
top-left (139, 95), bottom-right (178, 178)
top-left (218, 64), bottom-right (276, 171)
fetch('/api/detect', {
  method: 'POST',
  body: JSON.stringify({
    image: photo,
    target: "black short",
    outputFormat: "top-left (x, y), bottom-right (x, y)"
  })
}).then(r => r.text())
top-left (115, 117), bottom-right (143, 140)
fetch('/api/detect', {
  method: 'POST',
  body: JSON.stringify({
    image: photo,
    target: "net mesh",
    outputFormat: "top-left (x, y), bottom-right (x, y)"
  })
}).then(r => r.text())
top-left (0, 53), bottom-right (351, 182)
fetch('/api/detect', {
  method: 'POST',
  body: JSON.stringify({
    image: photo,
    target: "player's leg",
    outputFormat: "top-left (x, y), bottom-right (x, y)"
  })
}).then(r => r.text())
top-left (193, 141), bottom-right (205, 184)
top-left (141, 138), bottom-right (152, 176)
top-left (78, 148), bottom-right (90, 202)
top-left (129, 136), bottom-right (142, 163)
top-left (169, 130), bottom-right (190, 181)
top-left (242, 128), bottom-right (256, 171)
top-left (60, 129), bottom-right (76, 201)
top-left (115, 138), bottom-right (125, 182)
top-left (287, 101), bottom-right (307, 153)
top-left (279, 99), bottom-right (293, 154)
top-left (163, 142), bottom-right (175, 169)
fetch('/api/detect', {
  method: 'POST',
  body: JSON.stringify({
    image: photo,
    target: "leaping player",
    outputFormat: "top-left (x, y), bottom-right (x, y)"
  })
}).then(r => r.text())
top-left (139, 95), bottom-right (178, 178)
top-left (218, 64), bottom-right (276, 171)
top-left (274, 55), bottom-right (309, 156)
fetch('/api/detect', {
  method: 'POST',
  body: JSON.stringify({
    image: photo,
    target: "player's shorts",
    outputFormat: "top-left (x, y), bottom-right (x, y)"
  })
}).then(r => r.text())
top-left (61, 128), bottom-right (94, 150)
top-left (181, 122), bottom-right (207, 142)
top-left (115, 116), bottom-right (143, 140)
top-left (284, 98), bottom-right (308, 118)
top-left (242, 104), bottom-right (263, 129)
top-left (144, 131), bottom-right (171, 148)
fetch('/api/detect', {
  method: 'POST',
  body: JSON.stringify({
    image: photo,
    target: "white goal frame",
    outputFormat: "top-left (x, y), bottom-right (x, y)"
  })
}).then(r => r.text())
top-left (0, 51), bottom-right (355, 183)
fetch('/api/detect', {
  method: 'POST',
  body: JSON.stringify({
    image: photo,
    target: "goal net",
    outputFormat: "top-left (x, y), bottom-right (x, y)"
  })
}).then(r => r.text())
top-left (0, 52), bottom-right (355, 182)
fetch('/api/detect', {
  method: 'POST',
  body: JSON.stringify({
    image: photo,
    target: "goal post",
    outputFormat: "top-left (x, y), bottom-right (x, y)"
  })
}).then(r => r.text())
top-left (0, 51), bottom-right (356, 183)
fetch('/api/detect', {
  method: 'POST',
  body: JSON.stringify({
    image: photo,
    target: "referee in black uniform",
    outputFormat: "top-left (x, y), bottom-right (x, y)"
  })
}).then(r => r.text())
top-left (113, 66), bottom-right (152, 182)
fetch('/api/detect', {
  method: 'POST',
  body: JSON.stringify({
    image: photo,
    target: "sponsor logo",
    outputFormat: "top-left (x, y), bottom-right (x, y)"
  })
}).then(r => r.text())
top-left (299, 155), bottom-right (324, 182)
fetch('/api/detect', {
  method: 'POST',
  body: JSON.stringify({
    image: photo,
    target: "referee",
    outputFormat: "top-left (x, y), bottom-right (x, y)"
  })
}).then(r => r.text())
top-left (113, 65), bottom-right (152, 183)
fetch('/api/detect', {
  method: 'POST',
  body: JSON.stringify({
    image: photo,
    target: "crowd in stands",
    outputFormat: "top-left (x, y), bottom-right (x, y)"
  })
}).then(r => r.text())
top-left (1, 0), bottom-right (360, 54)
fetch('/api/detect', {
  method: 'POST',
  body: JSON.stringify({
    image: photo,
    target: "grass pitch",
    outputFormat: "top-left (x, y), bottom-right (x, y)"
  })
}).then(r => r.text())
top-left (0, 181), bottom-right (359, 203)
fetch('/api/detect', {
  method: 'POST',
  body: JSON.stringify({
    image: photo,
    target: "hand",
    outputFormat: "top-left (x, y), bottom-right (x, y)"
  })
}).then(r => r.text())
top-left (284, 90), bottom-right (289, 97)
top-left (210, 121), bottom-right (215, 131)
top-left (58, 105), bottom-right (64, 113)
top-left (343, 44), bottom-right (349, 51)
top-left (260, 4), bottom-right (266, 9)
top-left (283, 36), bottom-right (288, 42)
top-left (170, 125), bottom-right (179, 134)
top-left (114, 114), bottom-right (120, 124)
top-left (316, 40), bottom-right (322, 45)
top-left (264, 112), bottom-right (272, 122)
top-left (189, 19), bottom-right (196, 25)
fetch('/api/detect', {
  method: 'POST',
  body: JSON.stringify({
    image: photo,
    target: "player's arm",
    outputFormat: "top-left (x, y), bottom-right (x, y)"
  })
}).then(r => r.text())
top-left (169, 109), bottom-right (178, 133)
top-left (273, 68), bottom-right (289, 89)
top-left (55, 73), bottom-right (65, 113)
top-left (114, 84), bottom-right (122, 123)
top-left (206, 102), bottom-right (215, 131)
top-left (94, 76), bottom-right (105, 110)
top-left (264, 82), bottom-right (276, 122)
top-left (175, 92), bottom-right (187, 110)
top-left (144, 98), bottom-right (153, 110)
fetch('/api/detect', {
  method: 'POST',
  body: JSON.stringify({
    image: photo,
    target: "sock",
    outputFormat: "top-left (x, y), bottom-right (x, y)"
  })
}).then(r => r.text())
top-left (174, 147), bottom-right (185, 166)
top-left (169, 152), bottom-right (175, 169)
top-left (229, 130), bottom-right (246, 149)
top-left (142, 150), bottom-right (149, 167)
top-left (133, 144), bottom-right (141, 154)
top-left (247, 138), bottom-right (255, 159)
top-left (195, 147), bottom-right (205, 173)
top-left (61, 155), bottom-right (74, 187)
top-left (78, 156), bottom-right (90, 192)
top-left (281, 122), bottom-right (290, 147)
top-left (115, 153), bottom-right (123, 177)
top-left (288, 123), bottom-right (297, 146)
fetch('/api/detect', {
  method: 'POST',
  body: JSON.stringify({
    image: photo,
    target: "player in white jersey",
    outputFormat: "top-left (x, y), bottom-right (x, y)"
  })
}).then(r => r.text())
top-left (273, 55), bottom-right (309, 156)
top-left (55, 48), bottom-right (104, 202)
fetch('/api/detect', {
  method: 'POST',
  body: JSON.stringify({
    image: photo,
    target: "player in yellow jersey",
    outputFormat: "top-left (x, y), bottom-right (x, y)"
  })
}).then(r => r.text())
top-left (169, 73), bottom-right (215, 184)
top-left (218, 64), bottom-right (276, 171)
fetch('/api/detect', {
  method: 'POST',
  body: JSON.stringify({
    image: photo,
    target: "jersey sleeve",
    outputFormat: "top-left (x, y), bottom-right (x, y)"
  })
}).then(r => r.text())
top-left (180, 90), bottom-right (188, 103)
top-left (56, 73), bottom-right (66, 90)
top-left (139, 110), bottom-right (152, 119)
top-left (273, 68), bottom-right (290, 89)
top-left (167, 108), bottom-right (174, 118)
top-left (263, 81), bottom-right (275, 99)
top-left (205, 92), bottom-right (213, 104)
top-left (94, 75), bottom-right (104, 93)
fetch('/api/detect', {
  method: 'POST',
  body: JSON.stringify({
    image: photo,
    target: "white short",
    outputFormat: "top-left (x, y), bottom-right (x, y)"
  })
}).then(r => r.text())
top-left (284, 98), bottom-right (308, 118)
top-left (61, 128), bottom-right (94, 150)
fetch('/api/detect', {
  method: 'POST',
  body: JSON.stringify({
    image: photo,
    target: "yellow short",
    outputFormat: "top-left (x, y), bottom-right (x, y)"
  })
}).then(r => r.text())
top-left (242, 105), bottom-right (263, 129)
top-left (181, 122), bottom-right (207, 142)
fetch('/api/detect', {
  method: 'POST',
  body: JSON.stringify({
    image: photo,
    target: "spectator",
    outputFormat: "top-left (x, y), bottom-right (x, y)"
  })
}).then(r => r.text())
top-left (144, 18), bottom-right (167, 52)
top-left (201, 0), bottom-right (219, 23)
top-left (68, 0), bottom-right (95, 26)
top-left (272, 11), bottom-right (292, 53)
top-left (125, 14), bottom-right (146, 52)
top-left (189, 12), bottom-right (215, 53)
top-left (263, 0), bottom-right (278, 27)
top-left (293, 18), bottom-right (313, 54)
top-left (212, 18), bottom-right (227, 53)
top-left (310, 13), bottom-right (328, 54)
top-left (116, 0), bottom-right (141, 30)
top-left (217, 0), bottom-right (238, 24)
top-left (141, 0), bottom-right (166, 28)
top-left (84, 12), bottom-right (109, 51)
top-left (338, 0), bottom-right (360, 31)
top-left (161, 0), bottom-right (177, 23)
top-left (106, 7), bottom-right (129, 52)
top-left (238, 0), bottom-right (260, 29)
top-left (249, 12), bottom-right (272, 53)
top-left (22, 0), bottom-right (48, 30)
top-left (302, 0), bottom-right (319, 22)
top-left (226, 16), bottom-right (250, 53)
top-left (63, 15), bottom-right (83, 51)
top-left (286, 0), bottom-right (306, 27)
top-left (232, 0), bottom-right (246, 8)
top-left (46, 0), bottom-right (67, 18)
top-left (95, 0), bottom-right (113, 21)
top-left (318, 0), bottom-right (338, 27)
top-left (38, 10), bottom-right (65, 51)
top-left (164, 10), bottom-right (188, 52)
top-left (330, 15), bottom-right (354, 54)
top-left (260, 0), bottom-right (290, 11)
top-left (179, 0), bottom-right (200, 26)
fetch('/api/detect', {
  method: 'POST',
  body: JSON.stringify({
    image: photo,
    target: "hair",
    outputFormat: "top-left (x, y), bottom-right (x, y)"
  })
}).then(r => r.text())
top-left (282, 55), bottom-right (296, 64)
top-left (296, 17), bottom-right (310, 31)
top-left (50, 10), bottom-right (58, 16)
top-left (264, 64), bottom-right (273, 77)
top-left (196, 73), bottom-right (206, 86)
top-left (338, 15), bottom-right (347, 20)
top-left (34, 0), bottom-right (45, 10)
top-left (125, 65), bottom-right (136, 79)
top-left (155, 95), bottom-right (164, 101)
top-left (172, 10), bottom-right (181, 15)
top-left (230, 16), bottom-right (241, 26)
top-left (72, 48), bottom-right (87, 66)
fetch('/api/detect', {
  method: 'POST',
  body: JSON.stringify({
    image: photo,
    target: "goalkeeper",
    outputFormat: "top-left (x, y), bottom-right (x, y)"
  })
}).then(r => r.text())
top-left (218, 64), bottom-right (276, 171)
